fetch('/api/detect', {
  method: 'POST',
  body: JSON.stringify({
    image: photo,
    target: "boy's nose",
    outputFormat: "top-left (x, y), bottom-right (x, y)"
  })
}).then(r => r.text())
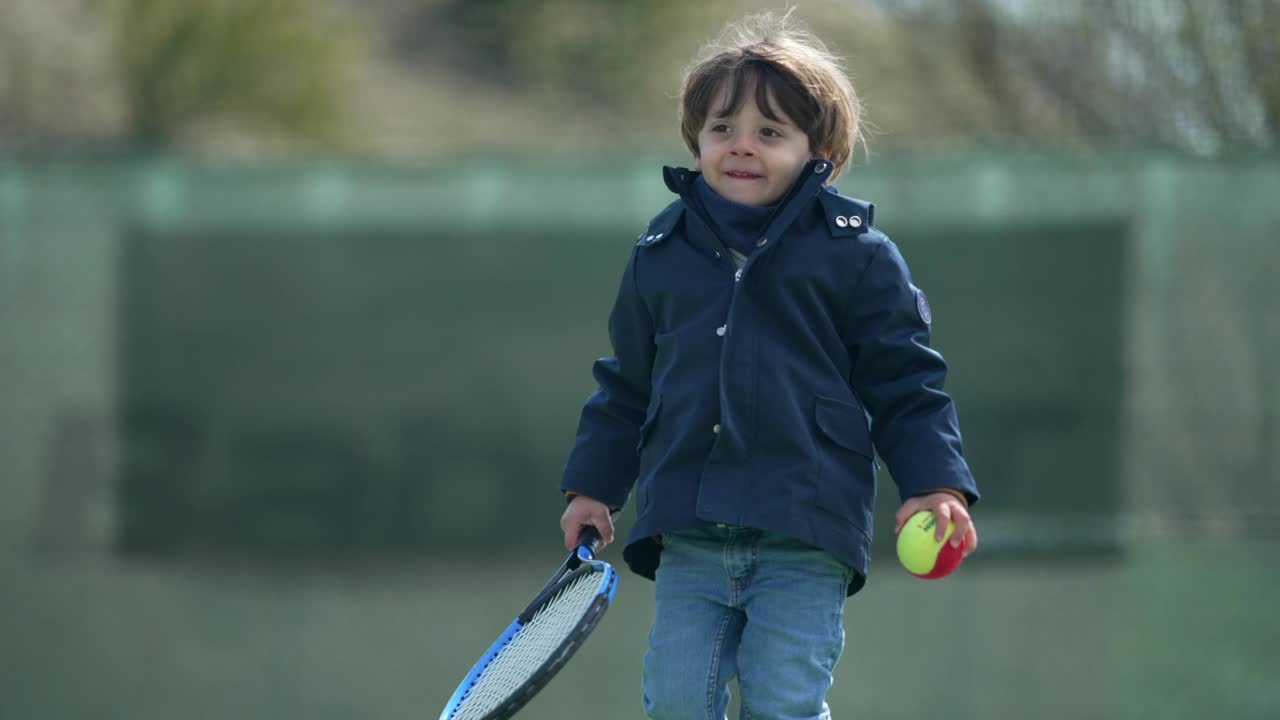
top-left (729, 136), bottom-right (756, 155)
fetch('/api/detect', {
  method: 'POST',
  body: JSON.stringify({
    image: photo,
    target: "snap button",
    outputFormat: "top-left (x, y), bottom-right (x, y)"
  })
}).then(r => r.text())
top-left (815, 162), bottom-right (828, 173)
top-left (653, 233), bottom-right (664, 240)
top-left (712, 424), bottom-right (721, 434)
top-left (714, 251), bottom-right (721, 259)
top-left (835, 216), bottom-right (848, 228)
top-left (716, 325), bottom-right (726, 336)
top-left (848, 216), bottom-right (863, 228)
top-left (755, 237), bottom-right (768, 247)
top-left (734, 268), bottom-right (743, 281)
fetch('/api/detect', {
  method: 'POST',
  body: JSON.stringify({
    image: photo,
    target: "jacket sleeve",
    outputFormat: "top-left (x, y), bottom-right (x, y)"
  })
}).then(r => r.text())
top-left (560, 247), bottom-right (655, 509)
top-left (843, 237), bottom-right (979, 506)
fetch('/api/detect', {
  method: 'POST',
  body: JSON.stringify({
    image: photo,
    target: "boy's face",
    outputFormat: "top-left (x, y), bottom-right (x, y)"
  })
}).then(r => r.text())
top-left (695, 79), bottom-right (813, 207)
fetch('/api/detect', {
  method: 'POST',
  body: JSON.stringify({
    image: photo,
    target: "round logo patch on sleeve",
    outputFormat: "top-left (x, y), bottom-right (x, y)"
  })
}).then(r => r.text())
top-left (914, 287), bottom-right (932, 325)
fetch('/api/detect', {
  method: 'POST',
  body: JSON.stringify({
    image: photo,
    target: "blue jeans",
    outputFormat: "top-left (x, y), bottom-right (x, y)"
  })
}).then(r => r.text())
top-left (643, 525), bottom-right (853, 720)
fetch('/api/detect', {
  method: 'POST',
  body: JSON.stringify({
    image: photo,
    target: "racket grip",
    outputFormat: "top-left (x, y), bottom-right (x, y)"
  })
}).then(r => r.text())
top-left (577, 524), bottom-right (604, 555)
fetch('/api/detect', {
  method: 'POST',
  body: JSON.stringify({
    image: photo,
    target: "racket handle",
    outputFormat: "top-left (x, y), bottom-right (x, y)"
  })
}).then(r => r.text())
top-left (577, 524), bottom-right (603, 555)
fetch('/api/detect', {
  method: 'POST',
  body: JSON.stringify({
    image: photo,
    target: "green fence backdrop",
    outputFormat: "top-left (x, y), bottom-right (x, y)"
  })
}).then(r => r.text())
top-left (1, 153), bottom-right (1277, 719)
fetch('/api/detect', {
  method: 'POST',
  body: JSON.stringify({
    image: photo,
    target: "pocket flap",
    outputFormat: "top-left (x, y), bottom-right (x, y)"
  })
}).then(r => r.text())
top-left (815, 396), bottom-right (873, 458)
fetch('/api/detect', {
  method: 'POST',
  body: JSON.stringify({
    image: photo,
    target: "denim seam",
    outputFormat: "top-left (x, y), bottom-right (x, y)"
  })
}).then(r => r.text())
top-left (723, 535), bottom-right (739, 606)
top-left (705, 610), bottom-right (734, 719)
top-left (828, 565), bottom-right (851, 672)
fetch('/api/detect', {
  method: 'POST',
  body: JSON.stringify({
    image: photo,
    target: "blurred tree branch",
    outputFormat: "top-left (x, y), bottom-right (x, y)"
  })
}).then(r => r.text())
top-left (3, 0), bottom-right (1278, 154)
top-left (0, 0), bottom-right (120, 146)
top-left (412, 0), bottom-right (706, 107)
top-left (107, 0), bottom-right (352, 147)
top-left (887, 0), bottom-right (1278, 153)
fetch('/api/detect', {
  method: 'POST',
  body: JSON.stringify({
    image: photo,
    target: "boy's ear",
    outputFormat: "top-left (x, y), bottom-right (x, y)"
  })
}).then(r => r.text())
top-left (693, 154), bottom-right (702, 170)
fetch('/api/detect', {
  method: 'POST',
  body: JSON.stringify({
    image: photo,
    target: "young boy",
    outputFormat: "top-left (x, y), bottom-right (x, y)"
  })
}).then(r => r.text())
top-left (558, 12), bottom-right (979, 719)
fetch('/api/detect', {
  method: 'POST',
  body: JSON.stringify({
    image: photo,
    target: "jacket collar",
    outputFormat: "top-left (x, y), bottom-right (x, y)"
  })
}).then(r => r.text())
top-left (659, 159), bottom-right (835, 254)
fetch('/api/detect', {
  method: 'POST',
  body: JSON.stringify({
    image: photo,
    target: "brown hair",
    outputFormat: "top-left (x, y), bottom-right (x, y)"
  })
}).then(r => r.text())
top-left (680, 10), bottom-right (862, 179)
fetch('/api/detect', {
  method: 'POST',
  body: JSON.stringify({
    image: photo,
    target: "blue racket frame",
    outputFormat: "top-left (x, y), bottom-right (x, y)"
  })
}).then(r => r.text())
top-left (439, 529), bottom-right (619, 720)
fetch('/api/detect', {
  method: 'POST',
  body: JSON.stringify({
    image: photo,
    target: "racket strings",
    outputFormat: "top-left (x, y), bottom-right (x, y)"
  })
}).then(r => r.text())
top-left (452, 569), bottom-right (603, 719)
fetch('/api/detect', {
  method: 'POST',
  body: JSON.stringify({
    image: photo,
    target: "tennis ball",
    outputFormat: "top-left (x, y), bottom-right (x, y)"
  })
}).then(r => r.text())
top-left (896, 510), bottom-right (964, 579)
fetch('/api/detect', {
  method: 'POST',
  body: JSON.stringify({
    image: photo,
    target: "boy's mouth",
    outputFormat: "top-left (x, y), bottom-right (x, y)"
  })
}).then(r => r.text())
top-left (725, 170), bottom-right (763, 180)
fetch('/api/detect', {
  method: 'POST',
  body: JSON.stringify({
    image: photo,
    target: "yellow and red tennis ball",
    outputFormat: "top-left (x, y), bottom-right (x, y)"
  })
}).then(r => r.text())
top-left (896, 510), bottom-right (965, 579)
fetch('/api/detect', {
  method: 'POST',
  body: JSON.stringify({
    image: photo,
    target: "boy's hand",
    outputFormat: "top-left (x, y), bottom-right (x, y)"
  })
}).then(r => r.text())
top-left (893, 492), bottom-right (977, 558)
top-left (560, 494), bottom-right (615, 550)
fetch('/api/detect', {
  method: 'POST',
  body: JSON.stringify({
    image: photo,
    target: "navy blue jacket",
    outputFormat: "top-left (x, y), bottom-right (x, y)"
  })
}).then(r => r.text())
top-left (561, 159), bottom-right (978, 595)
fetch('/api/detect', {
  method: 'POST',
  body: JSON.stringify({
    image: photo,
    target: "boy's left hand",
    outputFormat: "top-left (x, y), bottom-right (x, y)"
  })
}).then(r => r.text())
top-left (894, 492), bottom-right (977, 558)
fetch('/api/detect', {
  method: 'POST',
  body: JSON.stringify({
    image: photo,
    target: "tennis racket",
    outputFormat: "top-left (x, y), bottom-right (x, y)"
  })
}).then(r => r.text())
top-left (438, 525), bottom-right (619, 720)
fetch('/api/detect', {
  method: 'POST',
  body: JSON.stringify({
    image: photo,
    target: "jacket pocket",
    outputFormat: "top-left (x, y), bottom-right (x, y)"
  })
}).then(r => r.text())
top-left (637, 395), bottom-right (662, 454)
top-left (812, 395), bottom-right (876, 530)
top-left (814, 396), bottom-right (873, 459)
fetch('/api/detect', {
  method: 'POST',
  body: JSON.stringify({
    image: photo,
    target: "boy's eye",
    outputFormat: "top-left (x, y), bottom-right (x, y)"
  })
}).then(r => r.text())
top-left (761, 127), bottom-right (782, 138)
top-left (710, 123), bottom-right (731, 133)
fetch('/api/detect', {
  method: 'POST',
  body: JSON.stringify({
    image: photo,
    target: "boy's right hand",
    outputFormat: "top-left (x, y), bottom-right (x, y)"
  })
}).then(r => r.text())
top-left (560, 494), bottom-right (615, 550)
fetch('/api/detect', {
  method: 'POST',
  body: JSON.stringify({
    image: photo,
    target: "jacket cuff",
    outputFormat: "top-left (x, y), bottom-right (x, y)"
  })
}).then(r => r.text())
top-left (563, 490), bottom-right (621, 512)
top-left (916, 487), bottom-right (969, 507)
